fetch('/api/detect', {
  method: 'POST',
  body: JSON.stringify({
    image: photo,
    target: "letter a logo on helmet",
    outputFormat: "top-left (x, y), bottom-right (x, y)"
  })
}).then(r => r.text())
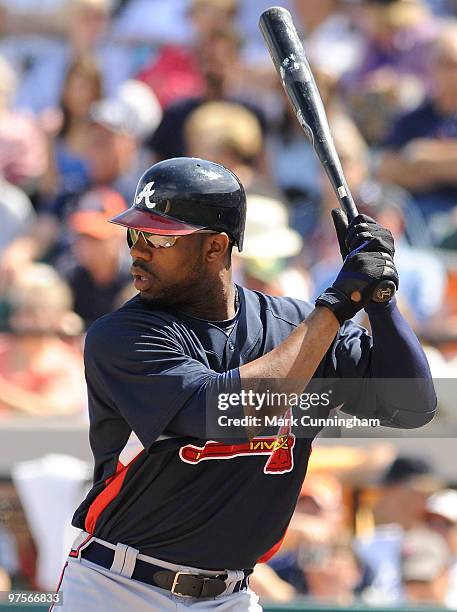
top-left (135, 181), bottom-right (156, 208)
top-left (109, 157), bottom-right (247, 251)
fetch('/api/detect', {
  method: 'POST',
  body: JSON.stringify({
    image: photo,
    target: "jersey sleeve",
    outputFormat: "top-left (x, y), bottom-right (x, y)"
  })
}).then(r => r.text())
top-left (84, 317), bottom-right (242, 451)
top-left (325, 299), bottom-right (436, 428)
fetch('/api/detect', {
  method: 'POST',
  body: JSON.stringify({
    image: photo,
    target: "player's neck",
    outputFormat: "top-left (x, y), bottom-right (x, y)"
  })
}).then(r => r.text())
top-left (179, 278), bottom-right (238, 322)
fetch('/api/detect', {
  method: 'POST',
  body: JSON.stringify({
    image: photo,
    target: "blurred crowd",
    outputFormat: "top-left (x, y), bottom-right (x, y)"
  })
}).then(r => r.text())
top-left (0, 0), bottom-right (456, 423)
top-left (250, 451), bottom-right (457, 609)
top-left (0, 0), bottom-right (457, 606)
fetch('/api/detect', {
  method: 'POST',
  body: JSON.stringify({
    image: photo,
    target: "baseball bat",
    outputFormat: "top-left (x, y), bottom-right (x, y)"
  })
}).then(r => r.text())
top-left (259, 6), bottom-right (396, 304)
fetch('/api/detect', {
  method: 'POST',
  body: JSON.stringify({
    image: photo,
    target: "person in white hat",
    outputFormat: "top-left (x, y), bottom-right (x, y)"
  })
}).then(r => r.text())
top-left (401, 527), bottom-right (451, 606)
top-left (425, 489), bottom-right (457, 608)
top-left (234, 194), bottom-right (311, 299)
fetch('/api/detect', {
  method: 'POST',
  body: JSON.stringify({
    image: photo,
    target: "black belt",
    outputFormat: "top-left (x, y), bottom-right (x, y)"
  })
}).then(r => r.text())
top-left (80, 541), bottom-right (251, 598)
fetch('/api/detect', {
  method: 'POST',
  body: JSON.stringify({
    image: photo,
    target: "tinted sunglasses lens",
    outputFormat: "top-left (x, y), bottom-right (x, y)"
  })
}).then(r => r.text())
top-left (128, 228), bottom-right (139, 244)
top-left (149, 235), bottom-right (178, 248)
top-left (128, 229), bottom-right (178, 248)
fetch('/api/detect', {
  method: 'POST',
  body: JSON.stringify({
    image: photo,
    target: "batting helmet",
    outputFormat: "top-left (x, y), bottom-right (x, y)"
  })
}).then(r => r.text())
top-left (110, 157), bottom-right (246, 251)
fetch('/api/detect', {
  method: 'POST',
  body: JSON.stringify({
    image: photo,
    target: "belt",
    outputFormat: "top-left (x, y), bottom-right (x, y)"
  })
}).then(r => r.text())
top-left (80, 541), bottom-right (251, 598)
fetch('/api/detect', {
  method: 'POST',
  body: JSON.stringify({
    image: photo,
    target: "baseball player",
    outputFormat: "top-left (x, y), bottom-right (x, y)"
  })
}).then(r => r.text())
top-left (55, 157), bottom-right (436, 611)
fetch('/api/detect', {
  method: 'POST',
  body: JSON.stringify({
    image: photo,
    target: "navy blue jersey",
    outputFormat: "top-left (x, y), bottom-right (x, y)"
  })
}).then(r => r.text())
top-left (72, 286), bottom-right (435, 570)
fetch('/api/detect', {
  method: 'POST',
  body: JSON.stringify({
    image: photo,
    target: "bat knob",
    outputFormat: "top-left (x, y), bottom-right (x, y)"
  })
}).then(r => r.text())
top-left (372, 280), bottom-right (396, 303)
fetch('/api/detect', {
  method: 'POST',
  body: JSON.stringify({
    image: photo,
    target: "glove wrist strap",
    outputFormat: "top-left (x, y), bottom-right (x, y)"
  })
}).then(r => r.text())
top-left (315, 287), bottom-right (357, 325)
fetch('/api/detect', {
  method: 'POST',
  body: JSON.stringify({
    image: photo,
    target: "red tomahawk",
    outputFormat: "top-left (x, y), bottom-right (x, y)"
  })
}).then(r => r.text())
top-left (180, 414), bottom-right (295, 474)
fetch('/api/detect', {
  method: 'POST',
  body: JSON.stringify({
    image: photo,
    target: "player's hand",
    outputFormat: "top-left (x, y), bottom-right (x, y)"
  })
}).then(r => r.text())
top-left (315, 248), bottom-right (399, 324)
top-left (331, 210), bottom-right (395, 260)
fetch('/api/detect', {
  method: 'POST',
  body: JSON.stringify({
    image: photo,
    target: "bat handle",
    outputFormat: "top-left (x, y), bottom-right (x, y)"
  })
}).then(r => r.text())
top-left (371, 280), bottom-right (396, 303)
top-left (339, 192), bottom-right (358, 223)
top-left (340, 192), bottom-right (397, 304)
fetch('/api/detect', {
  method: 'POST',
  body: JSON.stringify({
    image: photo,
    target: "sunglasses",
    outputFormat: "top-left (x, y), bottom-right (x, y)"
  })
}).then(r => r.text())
top-left (128, 228), bottom-right (218, 249)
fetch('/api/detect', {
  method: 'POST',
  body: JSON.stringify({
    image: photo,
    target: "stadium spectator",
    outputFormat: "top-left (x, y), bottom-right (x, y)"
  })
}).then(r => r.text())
top-left (356, 456), bottom-right (441, 604)
top-left (0, 0), bottom-right (66, 32)
top-left (0, 96), bottom-right (146, 282)
top-left (190, 0), bottom-right (238, 38)
top-left (0, 54), bottom-right (47, 191)
top-left (184, 101), bottom-right (272, 196)
top-left (301, 538), bottom-right (362, 606)
top-left (4, 0), bottom-right (134, 114)
top-left (424, 0), bottom-right (457, 16)
top-left (425, 489), bottom-right (457, 608)
top-left (58, 187), bottom-right (131, 328)
top-left (115, 79), bottom-right (162, 142)
top-left (0, 566), bottom-right (10, 591)
top-left (0, 264), bottom-right (85, 418)
top-left (82, 97), bottom-right (148, 201)
top-left (343, 0), bottom-right (437, 145)
top-left (136, 0), bottom-right (238, 108)
top-left (148, 25), bottom-right (265, 161)
top-left (401, 527), bottom-right (451, 606)
top-left (288, 474), bottom-right (344, 547)
top-left (293, 0), bottom-right (364, 78)
top-left (39, 54), bottom-right (103, 199)
top-left (0, 520), bottom-right (19, 591)
top-left (377, 24), bottom-right (457, 235)
top-left (249, 563), bottom-right (296, 603)
top-left (112, 0), bottom-right (193, 47)
top-left (268, 98), bottom-right (322, 234)
top-left (437, 203), bottom-right (457, 249)
top-left (0, 523), bottom-right (18, 586)
top-left (269, 475), bottom-right (344, 594)
top-left (234, 194), bottom-right (309, 300)
top-left (0, 176), bottom-right (35, 255)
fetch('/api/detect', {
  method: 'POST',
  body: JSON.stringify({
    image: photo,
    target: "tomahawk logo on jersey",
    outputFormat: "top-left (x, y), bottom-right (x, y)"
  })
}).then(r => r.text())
top-left (179, 435), bottom-right (295, 474)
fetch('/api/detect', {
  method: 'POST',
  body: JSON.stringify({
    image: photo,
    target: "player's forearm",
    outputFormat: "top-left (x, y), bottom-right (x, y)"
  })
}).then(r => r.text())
top-left (365, 299), bottom-right (436, 427)
top-left (236, 307), bottom-right (338, 438)
top-left (239, 306), bottom-right (339, 396)
top-left (368, 300), bottom-right (431, 377)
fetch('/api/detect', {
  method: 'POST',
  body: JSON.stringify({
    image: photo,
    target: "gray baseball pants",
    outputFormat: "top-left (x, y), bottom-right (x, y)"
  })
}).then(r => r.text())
top-left (53, 533), bottom-right (262, 611)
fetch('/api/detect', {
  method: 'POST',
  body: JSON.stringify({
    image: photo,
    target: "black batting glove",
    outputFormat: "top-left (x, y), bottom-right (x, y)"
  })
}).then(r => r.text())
top-left (331, 210), bottom-right (395, 261)
top-left (316, 248), bottom-right (399, 324)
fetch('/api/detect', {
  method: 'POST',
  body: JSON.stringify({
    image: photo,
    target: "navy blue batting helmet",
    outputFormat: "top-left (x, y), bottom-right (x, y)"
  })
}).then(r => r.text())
top-left (110, 157), bottom-right (246, 251)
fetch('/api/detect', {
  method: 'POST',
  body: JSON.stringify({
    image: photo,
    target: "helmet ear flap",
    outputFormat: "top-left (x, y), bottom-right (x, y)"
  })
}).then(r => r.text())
top-left (127, 229), bottom-right (133, 248)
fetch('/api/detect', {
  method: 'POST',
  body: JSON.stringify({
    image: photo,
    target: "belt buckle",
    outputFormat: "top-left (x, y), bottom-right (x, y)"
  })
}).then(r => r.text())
top-left (171, 571), bottom-right (199, 597)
